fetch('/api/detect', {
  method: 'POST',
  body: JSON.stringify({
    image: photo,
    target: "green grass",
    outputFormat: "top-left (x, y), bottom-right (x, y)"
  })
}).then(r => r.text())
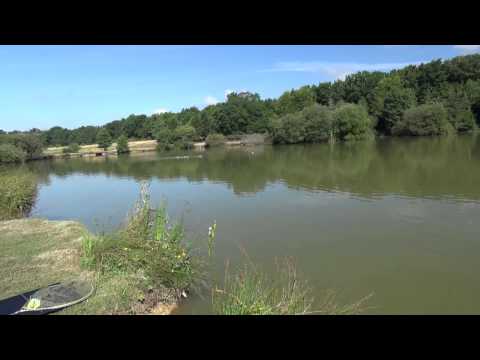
top-left (212, 256), bottom-right (372, 315)
top-left (0, 219), bottom-right (91, 302)
top-left (78, 181), bottom-right (206, 313)
top-left (0, 182), bottom-right (208, 315)
top-left (0, 169), bottom-right (38, 221)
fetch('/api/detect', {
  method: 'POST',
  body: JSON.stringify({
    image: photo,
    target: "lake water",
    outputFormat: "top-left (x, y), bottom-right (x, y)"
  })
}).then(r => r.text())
top-left (26, 135), bottom-right (480, 314)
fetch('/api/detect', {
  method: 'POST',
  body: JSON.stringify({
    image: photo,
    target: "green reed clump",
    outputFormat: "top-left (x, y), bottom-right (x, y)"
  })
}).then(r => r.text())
top-left (0, 169), bottom-right (38, 220)
top-left (80, 181), bottom-right (204, 294)
top-left (213, 256), bottom-right (372, 315)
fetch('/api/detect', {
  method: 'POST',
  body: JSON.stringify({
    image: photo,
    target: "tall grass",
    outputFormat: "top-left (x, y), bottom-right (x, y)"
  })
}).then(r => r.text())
top-left (213, 256), bottom-right (372, 315)
top-left (0, 169), bottom-right (38, 220)
top-left (80, 181), bottom-right (205, 299)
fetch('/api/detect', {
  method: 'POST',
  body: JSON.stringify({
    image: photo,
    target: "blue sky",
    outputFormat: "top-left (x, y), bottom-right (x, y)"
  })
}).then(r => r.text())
top-left (1, 45), bottom-right (479, 131)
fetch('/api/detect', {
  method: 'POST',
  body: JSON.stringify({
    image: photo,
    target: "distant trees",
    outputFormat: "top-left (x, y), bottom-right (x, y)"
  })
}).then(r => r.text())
top-left (276, 86), bottom-right (317, 115)
top-left (6, 54), bottom-right (480, 155)
top-left (0, 133), bottom-right (44, 163)
top-left (392, 103), bottom-right (451, 136)
top-left (302, 104), bottom-right (334, 143)
top-left (116, 135), bottom-right (130, 154)
top-left (372, 75), bottom-right (417, 134)
top-left (271, 103), bottom-right (373, 144)
top-left (96, 128), bottom-right (112, 150)
top-left (271, 112), bottom-right (306, 144)
top-left (333, 104), bottom-right (373, 141)
top-left (8, 134), bottom-right (44, 160)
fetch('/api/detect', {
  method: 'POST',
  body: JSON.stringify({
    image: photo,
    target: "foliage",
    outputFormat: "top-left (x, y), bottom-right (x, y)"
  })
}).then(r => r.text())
top-left (116, 135), bottom-right (130, 154)
top-left (392, 103), bottom-right (452, 136)
top-left (442, 86), bottom-right (476, 132)
top-left (80, 182), bottom-right (204, 293)
top-left (62, 143), bottom-right (80, 154)
top-left (212, 257), bottom-right (371, 315)
top-left (205, 133), bottom-right (226, 147)
top-left (0, 144), bottom-right (26, 164)
top-left (302, 104), bottom-right (335, 143)
top-left (372, 75), bottom-right (417, 134)
top-left (96, 128), bottom-right (113, 150)
top-left (173, 125), bottom-right (196, 149)
top-left (270, 112), bottom-right (306, 144)
top-left (276, 86), bottom-right (317, 115)
top-left (2, 134), bottom-right (44, 160)
top-left (332, 103), bottom-right (374, 141)
top-left (271, 103), bottom-right (372, 144)
top-left (7, 54), bottom-right (480, 145)
top-left (0, 169), bottom-right (38, 220)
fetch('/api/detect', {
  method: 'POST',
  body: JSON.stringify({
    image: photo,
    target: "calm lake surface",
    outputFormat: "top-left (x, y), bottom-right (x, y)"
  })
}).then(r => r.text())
top-left (26, 135), bottom-right (480, 314)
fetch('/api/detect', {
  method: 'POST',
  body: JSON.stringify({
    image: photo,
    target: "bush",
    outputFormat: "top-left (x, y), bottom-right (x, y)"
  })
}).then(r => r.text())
top-left (270, 112), bottom-right (305, 144)
top-left (116, 135), bottom-right (130, 154)
top-left (333, 103), bottom-right (373, 141)
top-left (62, 143), bottom-right (80, 154)
top-left (205, 133), bottom-right (226, 147)
top-left (392, 103), bottom-right (451, 136)
top-left (171, 125), bottom-right (196, 150)
top-left (154, 127), bottom-right (175, 151)
top-left (302, 104), bottom-right (334, 143)
top-left (0, 169), bottom-right (38, 220)
top-left (0, 144), bottom-right (26, 164)
top-left (447, 107), bottom-right (476, 133)
top-left (7, 134), bottom-right (43, 160)
top-left (174, 125), bottom-right (196, 142)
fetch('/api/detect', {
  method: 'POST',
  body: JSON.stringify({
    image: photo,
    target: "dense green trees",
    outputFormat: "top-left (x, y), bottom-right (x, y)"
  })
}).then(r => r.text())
top-left (302, 104), bottom-right (334, 143)
top-left (9, 134), bottom-right (44, 160)
top-left (5, 54), bottom-right (480, 155)
top-left (96, 128), bottom-right (112, 150)
top-left (0, 144), bottom-right (26, 163)
top-left (276, 86), bottom-right (317, 115)
top-left (271, 103), bottom-right (373, 144)
top-left (0, 133), bottom-right (44, 162)
top-left (372, 75), bottom-right (417, 134)
top-left (333, 104), bottom-right (373, 141)
top-left (392, 103), bottom-right (451, 136)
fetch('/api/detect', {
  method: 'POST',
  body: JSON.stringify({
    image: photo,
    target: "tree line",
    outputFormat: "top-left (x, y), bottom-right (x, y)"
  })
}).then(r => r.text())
top-left (2, 53), bottom-right (480, 163)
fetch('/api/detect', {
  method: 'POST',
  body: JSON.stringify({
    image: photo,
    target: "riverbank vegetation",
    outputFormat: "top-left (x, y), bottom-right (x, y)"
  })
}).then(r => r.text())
top-left (0, 169), bottom-right (38, 221)
top-left (212, 257), bottom-right (372, 315)
top-left (0, 175), bottom-right (374, 314)
top-left (2, 54), bottom-right (480, 162)
top-left (76, 182), bottom-right (206, 313)
top-left (0, 133), bottom-right (44, 164)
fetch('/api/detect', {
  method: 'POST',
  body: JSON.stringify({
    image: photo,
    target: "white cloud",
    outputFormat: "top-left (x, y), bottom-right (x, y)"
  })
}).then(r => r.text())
top-left (453, 45), bottom-right (480, 54)
top-left (204, 95), bottom-right (219, 105)
top-left (260, 61), bottom-right (426, 80)
top-left (153, 108), bottom-right (168, 114)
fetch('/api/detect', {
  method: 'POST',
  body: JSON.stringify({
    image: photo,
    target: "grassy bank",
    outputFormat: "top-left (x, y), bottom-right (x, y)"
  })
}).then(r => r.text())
top-left (0, 169), bottom-right (38, 221)
top-left (0, 182), bottom-right (206, 315)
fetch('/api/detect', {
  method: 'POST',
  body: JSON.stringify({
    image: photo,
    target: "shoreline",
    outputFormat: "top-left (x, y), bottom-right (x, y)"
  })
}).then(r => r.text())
top-left (42, 138), bottom-right (267, 160)
top-left (0, 218), bottom-right (181, 315)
